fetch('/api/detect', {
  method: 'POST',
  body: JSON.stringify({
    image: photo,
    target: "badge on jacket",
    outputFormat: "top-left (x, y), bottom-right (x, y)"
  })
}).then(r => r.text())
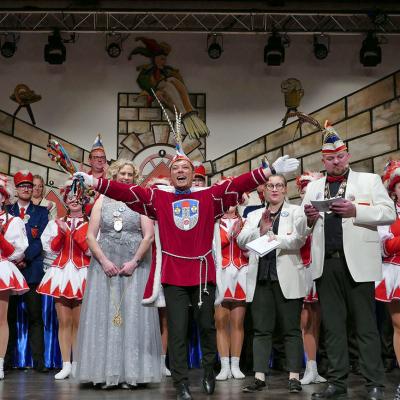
top-left (31, 226), bottom-right (39, 239)
top-left (281, 211), bottom-right (289, 217)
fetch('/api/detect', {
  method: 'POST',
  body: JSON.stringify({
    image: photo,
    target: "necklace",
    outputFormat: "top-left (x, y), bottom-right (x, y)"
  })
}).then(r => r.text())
top-left (324, 179), bottom-right (347, 200)
top-left (110, 278), bottom-right (130, 327)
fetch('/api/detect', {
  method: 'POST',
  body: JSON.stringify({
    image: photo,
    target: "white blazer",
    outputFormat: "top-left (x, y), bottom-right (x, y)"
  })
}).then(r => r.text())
top-left (302, 169), bottom-right (396, 282)
top-left (237, 202), bottom-right (307, 301)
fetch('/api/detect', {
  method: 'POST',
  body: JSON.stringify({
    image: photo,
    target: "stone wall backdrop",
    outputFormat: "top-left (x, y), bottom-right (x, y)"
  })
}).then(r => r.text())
top-left (210, 69), bottom-right (400, 203)
top-left (0, 110), bottom-right (90, 190)
top-left (117, 92), bottom-right (208, 167)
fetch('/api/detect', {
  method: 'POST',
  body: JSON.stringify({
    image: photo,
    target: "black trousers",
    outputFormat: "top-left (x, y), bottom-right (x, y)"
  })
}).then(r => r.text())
top-left (251, 279), bottom-right (303, 373)
top-left (316, 255), bottom-right (384, 389)
top-left (163, 284), bottom-right (216, 386)
top-left (6, 284), bottom-right (45, 365)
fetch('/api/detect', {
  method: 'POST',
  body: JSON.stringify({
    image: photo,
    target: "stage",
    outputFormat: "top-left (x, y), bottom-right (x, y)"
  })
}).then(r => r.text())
top-left (1, 368), bottom-right (399, 400)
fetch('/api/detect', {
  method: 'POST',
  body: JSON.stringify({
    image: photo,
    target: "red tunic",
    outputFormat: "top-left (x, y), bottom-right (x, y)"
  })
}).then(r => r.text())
top-left (97, 168), bottom-right (267, 287)
top-left (382, 217), bottom-right (400, 266)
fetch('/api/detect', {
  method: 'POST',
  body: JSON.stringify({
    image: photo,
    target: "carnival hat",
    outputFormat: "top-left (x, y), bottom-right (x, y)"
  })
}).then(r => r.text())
top-left (296, 171), bottom-right (324, 191)
top-left (90, 134), bottom-right (106, 155)
top-left (193, 162), bottom-right (206, 178)
top-left (383, 160), bottom-right (400, 193)
top-left (322, 120), bottom-right (347, 154)
top-left (14, 170), bottom-right (33, 187)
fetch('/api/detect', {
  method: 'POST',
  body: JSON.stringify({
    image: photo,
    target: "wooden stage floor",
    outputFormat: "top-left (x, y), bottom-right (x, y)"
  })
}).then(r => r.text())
top-left (1, 368), bottom-right (399, 400)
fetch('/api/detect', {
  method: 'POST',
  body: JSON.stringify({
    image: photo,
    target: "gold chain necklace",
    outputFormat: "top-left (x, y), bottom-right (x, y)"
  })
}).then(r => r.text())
top-left (324, 180), bottom-right (347, 200)
top-left (110, 278), bottom-right (130, 327)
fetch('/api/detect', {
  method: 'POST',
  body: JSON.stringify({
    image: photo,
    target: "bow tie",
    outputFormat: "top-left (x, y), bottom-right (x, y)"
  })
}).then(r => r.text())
top-left (326, 175), bottom-right (346, 183)
top-left (175, 189), bottom-right (191, 195)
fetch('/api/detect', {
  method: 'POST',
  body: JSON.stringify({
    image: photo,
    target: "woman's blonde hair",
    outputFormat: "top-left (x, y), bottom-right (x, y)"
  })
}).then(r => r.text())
top-left (107, 159), bottom-right (139, 183)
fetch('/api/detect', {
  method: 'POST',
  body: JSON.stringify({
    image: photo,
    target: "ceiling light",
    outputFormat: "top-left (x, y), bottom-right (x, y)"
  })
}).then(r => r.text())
top-left (44, 29), bottom-right (66, 65)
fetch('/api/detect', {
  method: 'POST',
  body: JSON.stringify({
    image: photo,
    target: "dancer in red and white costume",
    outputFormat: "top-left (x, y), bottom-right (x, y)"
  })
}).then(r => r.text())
top-left (296, 172), bottom-right (326, 385)
top-left (0, 174), bottom-right (29, 379)
top-left (375, 161), bottom-right (400, 400)
top-left (215, 193), bottom-right (248, 381)
top-left (37, 182), bottom-right (90, 380)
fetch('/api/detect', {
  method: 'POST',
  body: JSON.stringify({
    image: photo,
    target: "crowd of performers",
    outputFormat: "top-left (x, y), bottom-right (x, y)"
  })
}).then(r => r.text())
top-left (0, 124), bottom-right (400, 400)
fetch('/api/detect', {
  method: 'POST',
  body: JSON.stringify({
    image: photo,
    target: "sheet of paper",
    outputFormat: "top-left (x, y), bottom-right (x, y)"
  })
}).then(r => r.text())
top-left (311, 197), bottom-right (345, 212)
top-left (245, 235), bottom-right (280, 257)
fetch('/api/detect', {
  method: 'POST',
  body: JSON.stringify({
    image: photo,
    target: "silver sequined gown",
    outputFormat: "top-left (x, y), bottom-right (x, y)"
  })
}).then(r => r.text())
top-left (75, 196), bottom-right (162, 386)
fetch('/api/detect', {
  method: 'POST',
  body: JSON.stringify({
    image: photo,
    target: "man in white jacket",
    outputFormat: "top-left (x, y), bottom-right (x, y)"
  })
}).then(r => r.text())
top-left (302, 122), bottom-right (395, 400)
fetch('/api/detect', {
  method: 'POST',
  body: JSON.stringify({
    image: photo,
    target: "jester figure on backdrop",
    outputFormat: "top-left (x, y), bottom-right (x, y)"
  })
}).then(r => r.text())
top-left (37, 179), bottom-right (91, 380)
top-left (128, 36), bottom-right (209, 139)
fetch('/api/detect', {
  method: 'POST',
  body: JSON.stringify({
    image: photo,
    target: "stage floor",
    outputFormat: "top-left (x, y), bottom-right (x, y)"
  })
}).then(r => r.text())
top-left (1, 368), bottom-right (399, 400)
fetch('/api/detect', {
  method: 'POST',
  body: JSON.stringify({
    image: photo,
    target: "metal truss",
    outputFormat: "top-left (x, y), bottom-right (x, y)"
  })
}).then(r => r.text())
top-left (1, 10), bottom-right (400, 35)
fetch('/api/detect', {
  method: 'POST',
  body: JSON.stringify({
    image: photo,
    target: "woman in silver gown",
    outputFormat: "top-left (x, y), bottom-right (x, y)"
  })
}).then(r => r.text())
top-left (75, 159), bottom-right (162, 389)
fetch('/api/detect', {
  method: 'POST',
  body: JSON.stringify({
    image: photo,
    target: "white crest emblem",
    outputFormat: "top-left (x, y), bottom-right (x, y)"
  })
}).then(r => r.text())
top-left (172, 199), bottom-right (199, 231)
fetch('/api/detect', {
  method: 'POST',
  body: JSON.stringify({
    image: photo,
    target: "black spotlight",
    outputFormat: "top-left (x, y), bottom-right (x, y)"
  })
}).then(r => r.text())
top-left (106, 33), bottom-right (123, 58)
top-left (264, 32), bottom-right (285, 66)
top-left (360, 32), bottom-right (381, 67)
top-left (107, 42), bottom-right (121, 58)
top-left (207, 34), bottom-right (223, 60)
top-left (44, 30), bottom-right (66, 65)
top-left (0, 33), bottom-right (18, 58)
top-left (313, 34), bottom-right (330, 60)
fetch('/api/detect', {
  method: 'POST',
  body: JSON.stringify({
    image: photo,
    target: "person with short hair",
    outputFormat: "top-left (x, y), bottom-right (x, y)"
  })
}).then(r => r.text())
top-left (238, 174), bottom-right (307, 394)
top-left (74, 150), bottom-right (300, 400)
top-left (6, 170), bottom-right (49, 372)
top-left (302, 121), bottom-right (395, 400)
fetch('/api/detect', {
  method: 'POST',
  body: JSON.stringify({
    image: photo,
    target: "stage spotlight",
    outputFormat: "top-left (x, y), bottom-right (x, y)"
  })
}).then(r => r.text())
top-left (107, 42), bottom-right (121, 58)
top-left (313, 34), bottom-right (330, 60)
top-left (106, 33), bottom-right (123, 58)
top-left (207, 34), bottom-right (223, 60)
top-left (360, 32), bottom-right (381, 67)
top-left (264, 32), bottom-right (286, 66)
top-left (44, 29), bottom-right (66, 65)
top-left (0, 33), bottom-right (18, 58)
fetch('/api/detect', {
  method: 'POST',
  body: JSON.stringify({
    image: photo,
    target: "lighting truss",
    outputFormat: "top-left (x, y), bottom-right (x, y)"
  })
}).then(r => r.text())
top-left (1, 10), bottom-right (400, 35)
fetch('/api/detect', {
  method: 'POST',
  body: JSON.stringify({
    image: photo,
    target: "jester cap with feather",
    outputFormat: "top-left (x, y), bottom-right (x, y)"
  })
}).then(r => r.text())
top-left (151, 89), bottom-right (193, 169)
top-left (322, 120), bottom-right (347, 154)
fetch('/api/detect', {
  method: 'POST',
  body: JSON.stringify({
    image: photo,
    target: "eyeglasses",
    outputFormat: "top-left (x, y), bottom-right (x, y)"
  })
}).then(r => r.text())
top-left (17, 184), bottom-right (33, 190)
top-left (266, 183), bottom-right (285, 190)
top-left (91, 156), bottom-right (106, 161)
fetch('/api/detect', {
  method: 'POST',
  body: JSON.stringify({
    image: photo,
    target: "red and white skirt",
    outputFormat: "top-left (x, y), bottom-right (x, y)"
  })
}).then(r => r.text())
top-left (37, 261), bottom-right (87, 300)
top-left (0, 260), bottom-right (29, 295)
top-left (304, 267), bottom-right (318, 303)
top-left (375, 262), bottom-right (400, 302)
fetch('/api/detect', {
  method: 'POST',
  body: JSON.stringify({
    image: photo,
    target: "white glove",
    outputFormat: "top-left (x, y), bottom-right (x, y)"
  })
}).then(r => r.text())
top-left (272, 155), bottom-right (300, 175)
top-left (73, 172), bottom-right (94, 187)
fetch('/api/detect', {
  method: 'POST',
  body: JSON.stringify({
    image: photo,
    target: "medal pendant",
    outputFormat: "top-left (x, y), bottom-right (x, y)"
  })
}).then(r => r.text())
top-left (112, 312), bottom-right (123, 327)
top-left (23, 215), bottom-right (30, 224)
top-left (114, 219), bottom-right (123, 232)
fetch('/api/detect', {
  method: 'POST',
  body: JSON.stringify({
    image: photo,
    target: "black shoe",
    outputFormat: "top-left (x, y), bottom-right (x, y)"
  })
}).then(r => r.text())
top-left (119, 382), bottom-right (137, 390)
top-left (394, 383), bottom-right (400, 400)
top-left (288, 378), bottom-right (302, 393)
top-left (366, 387), bottom-right (384, 400)
top-left (33, 361), bottom-right (49, 373)
top-left (312, 384), bottom-right (347, 399)
top-left (242, 378), bottom-right (267, 393)
top-left (176, 382), bottom-right (192, 400)
top-left (202, 370), bottom-right (216, 395)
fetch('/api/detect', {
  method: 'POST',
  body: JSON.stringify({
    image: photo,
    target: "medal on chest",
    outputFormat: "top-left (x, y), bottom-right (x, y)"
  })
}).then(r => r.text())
top-left (23, 214), bottom-right (30, 224)
top-left (113, 205), bottom-right (126, 232)
top-left (172, 199), bottom-right (199, 231)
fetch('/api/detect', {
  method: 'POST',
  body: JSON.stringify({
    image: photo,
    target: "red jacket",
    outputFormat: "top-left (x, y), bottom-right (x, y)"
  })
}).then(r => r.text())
top-left (50, 221), bottom-right (90, 269)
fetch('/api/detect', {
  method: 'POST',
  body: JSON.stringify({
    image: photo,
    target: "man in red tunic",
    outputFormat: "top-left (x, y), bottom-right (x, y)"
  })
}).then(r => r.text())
top-left (75, 153), bottom-right (299, 400)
